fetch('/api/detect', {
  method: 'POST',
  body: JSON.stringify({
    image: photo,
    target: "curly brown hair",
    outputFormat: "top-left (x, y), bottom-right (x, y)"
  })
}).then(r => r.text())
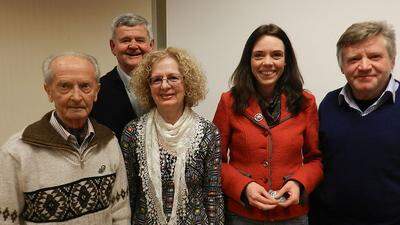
top-left (131, 47), bottom-right (207, 110)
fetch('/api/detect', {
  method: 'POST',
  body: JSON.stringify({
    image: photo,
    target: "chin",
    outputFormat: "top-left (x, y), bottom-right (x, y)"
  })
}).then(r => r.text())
top-left (259, 81), bottom-right (277, 89)
top-left (128, 58), bottom-right (141, 65)
top-left (157, 102), bottom-right (178, 108)
top-left (67, 112), bottom-right (88, 119)
top-left (355, 83), bottom-right (376, 90)
top-left (157, 102), bottom-right (184, 110)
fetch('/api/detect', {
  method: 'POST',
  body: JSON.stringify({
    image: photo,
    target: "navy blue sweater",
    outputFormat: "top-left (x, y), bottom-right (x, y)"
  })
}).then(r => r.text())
top-left (310, 87), bottom-right (400, 225)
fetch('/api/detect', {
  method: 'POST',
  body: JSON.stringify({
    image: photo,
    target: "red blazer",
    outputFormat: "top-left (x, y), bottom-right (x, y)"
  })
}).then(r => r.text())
top-left (213, 91), bottom-right (323, 221)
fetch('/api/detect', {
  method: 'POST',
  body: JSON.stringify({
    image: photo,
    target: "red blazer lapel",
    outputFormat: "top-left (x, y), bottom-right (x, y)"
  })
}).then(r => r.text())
top-left (279, 94), bottom-right (293, 123)
top-left (243, 97), bottom-right (270, 132)
top-left (243, 94), bottom-right (293, 131)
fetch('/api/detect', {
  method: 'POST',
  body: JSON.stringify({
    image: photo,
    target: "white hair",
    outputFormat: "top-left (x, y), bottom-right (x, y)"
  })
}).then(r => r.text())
top-left (111, 13), bottom-right (153, 40)
top-left (42, 51), bottom-right (100, 84)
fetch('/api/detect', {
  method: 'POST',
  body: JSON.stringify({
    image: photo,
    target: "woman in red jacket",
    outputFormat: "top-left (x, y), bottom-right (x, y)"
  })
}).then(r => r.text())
top-left (213, 24), bottom-right (323, 224)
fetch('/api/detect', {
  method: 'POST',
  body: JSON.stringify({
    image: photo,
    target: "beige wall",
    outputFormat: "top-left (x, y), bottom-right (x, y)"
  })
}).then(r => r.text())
top-left (0, 0), bottom-right (152, 143)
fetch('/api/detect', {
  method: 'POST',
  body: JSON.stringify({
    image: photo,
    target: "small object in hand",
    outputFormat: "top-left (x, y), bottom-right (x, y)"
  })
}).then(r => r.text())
top-left (268, 190), bottom-right (287, 202)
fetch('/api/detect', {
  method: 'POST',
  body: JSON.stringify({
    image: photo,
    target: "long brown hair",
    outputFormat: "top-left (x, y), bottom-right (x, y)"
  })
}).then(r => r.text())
top-left (230, 24), bottom-right (304, 115)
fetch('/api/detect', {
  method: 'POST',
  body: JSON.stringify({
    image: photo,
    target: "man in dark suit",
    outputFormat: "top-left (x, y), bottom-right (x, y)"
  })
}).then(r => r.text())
top-left (91, 13), bottom-right (154, 141)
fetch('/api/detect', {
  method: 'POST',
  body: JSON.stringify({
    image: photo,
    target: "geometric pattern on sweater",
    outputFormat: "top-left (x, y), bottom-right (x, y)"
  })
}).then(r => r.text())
top-left (0, 207), bottom-right (18, 222)
top-left (22, 174), bottom-right (117, 223)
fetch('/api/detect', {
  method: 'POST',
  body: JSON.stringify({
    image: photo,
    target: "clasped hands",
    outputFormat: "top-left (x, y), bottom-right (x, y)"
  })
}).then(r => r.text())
top-left (245, 180), bottom-right (300, 210)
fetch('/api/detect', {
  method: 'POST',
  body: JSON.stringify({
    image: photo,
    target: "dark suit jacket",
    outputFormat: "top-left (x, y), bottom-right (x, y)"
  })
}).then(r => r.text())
top-left (91, 67), bottom-right (137, 141)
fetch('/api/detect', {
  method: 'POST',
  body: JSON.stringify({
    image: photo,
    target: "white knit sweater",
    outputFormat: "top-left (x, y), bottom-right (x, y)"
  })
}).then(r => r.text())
top-left (0, 112), bottom-right (130, 225)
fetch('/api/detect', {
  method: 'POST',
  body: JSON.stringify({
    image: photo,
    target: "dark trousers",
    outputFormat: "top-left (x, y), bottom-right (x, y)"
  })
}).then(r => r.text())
top-left (226, 212), bottom-right (308, 225)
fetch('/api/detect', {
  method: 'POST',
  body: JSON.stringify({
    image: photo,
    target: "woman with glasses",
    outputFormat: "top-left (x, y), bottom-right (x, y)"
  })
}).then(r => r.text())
top-left (120, 47), bottom-right (224, 225)
top-left (213, 24), bottom-right (323, 224)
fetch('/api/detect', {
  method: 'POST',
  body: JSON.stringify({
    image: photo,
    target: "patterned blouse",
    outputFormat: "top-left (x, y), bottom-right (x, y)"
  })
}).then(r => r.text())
top-left (160, 148), bottom-right (177, 220)
top-left (120, 113), bottom-right (224, 225)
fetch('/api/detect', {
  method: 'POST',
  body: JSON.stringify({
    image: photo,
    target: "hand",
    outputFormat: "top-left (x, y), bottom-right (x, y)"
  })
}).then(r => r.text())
top-left (245, 182), bottom-right (278, 210)
top-left (275, 180), bottom-right (301, 207)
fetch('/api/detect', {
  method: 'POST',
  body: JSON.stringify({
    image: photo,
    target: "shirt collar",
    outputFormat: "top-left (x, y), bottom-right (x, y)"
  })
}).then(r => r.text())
top-left (117, 65), bottom-right (131, 88)
top-left (338, 74), bottom-right (398, 106)
top-left (49, 111), bottom-right (95, 142)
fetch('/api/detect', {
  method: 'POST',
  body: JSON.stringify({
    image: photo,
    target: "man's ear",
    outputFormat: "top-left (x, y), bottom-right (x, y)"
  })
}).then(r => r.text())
top-left (149, 39), bottom-right (155, 50)
top-left (44, 83), bottom-right (53, 102)
top-left (93, 83), bottom-right (100, 102)
top-left (110, 39), bottom-right (116, 56)
top-left (391, 57), bottom-right (395, 70)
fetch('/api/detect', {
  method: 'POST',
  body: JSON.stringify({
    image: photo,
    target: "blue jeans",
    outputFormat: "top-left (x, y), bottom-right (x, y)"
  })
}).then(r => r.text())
top-left (226, 212), bottom-right (308, 225)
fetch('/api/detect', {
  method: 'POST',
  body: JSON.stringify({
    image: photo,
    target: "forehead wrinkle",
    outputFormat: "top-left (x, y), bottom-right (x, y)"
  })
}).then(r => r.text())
top-left (346, 36), bottom-right (388, 52)
top-left (51, 56), bottom-right (95, 78)
top-left (115, 25), bottom-right (150, 41)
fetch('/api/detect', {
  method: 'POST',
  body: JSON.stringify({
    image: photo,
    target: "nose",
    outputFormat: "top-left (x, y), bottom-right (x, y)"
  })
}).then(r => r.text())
top-left (70, 86), bottom-right (83, 101)
top-left (261, 56), bottom-right (273, 66)
top-left (358, 58), bottom-right (372, 71)
top-left (128, 40), bottom-right (139, 49)
top-left (160, 77), bottom-right (172, 90)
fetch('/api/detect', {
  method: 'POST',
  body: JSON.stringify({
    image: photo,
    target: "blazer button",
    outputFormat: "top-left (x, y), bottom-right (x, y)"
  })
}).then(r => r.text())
top-left (263, 161), bottom-right (269, 167)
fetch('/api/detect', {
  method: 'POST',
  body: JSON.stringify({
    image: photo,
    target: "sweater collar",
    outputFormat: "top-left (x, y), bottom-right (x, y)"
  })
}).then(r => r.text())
top-left (338, 75), bottom-right (399, 116)
top-left (22, 111), bottom-right (114, 151)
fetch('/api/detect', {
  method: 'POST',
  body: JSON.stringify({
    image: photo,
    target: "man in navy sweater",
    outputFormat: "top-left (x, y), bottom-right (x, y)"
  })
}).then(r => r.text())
top-left (309, 21), bottom-right (400, 225)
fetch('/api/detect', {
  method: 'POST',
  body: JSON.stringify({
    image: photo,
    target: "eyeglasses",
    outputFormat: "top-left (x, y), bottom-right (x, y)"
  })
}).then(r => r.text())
top-left (148, 74), bottom-right (184, 87)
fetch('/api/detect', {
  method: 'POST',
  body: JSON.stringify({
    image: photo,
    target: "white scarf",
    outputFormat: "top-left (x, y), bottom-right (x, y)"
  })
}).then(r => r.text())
top-left (144, 107), bottom-right (195, 225)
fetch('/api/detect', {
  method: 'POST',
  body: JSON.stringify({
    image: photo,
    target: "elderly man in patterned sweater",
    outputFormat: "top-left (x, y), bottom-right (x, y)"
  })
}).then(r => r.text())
top-left (0, 52), bottom-right (130, 225)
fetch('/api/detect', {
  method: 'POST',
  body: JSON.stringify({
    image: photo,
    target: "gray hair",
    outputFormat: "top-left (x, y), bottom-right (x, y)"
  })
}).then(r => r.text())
top-left (42, 51), bottom-right (100, 84)
top-left (111, 13), bottom-right (153, 40)
top-left (337, 21), bottom-right (396, 67)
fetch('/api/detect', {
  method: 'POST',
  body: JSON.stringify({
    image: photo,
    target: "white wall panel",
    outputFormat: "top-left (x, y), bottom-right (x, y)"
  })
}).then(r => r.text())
top-left (167, 0), bottom-right (400, 119)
